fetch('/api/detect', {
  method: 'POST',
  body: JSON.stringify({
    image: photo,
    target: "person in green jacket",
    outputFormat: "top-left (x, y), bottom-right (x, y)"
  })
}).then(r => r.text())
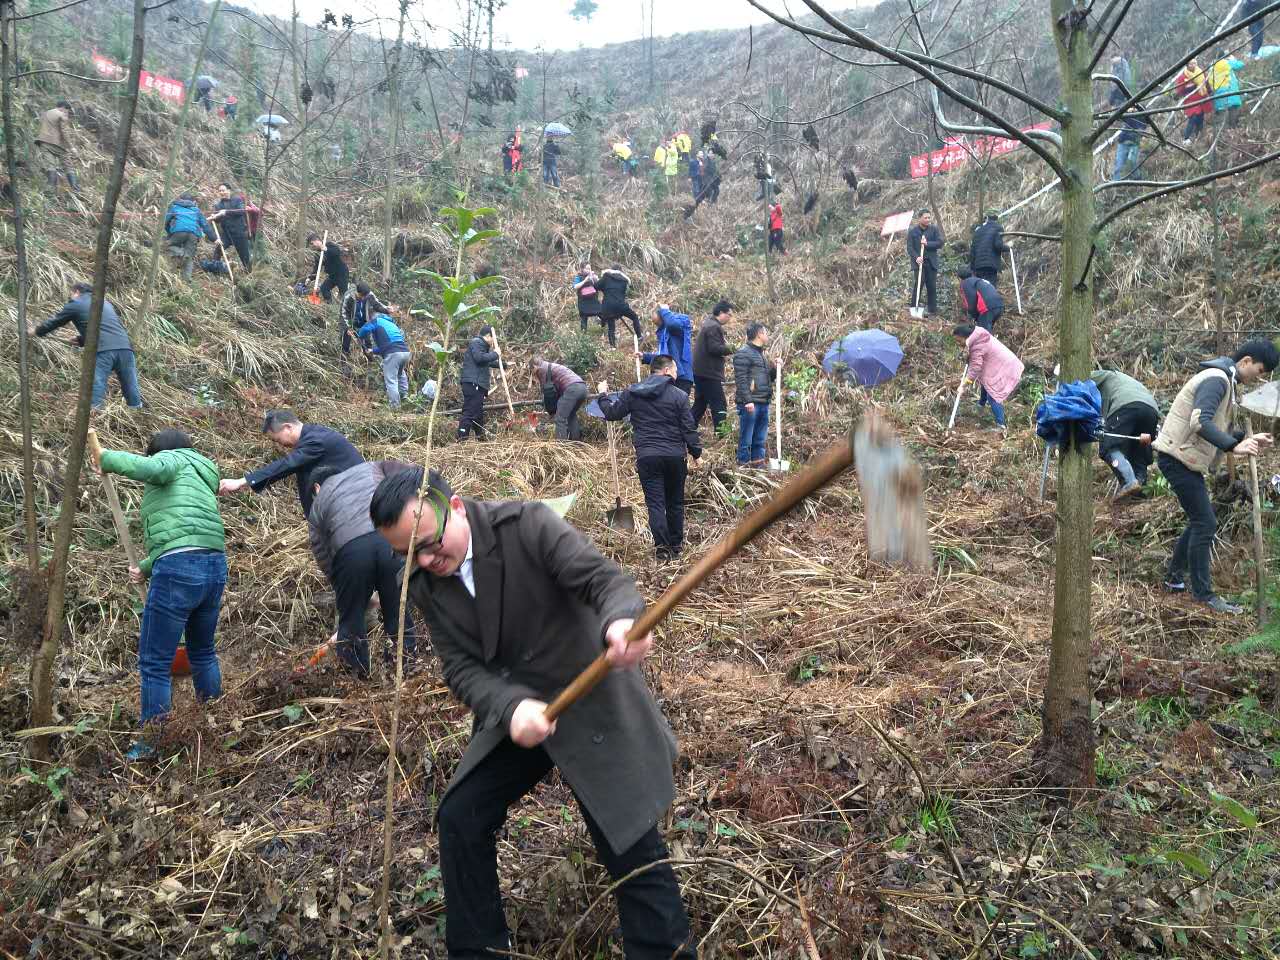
top-left (97, 429), bottom-right (227, 760)
top-left (1092, 369), bottom-right (1160, 499)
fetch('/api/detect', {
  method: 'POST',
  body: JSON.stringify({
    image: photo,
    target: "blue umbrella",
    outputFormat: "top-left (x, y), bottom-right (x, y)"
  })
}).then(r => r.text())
top-left (822, 330), bottom-right (904, 386)
top-left (545, 122), bottom-right (572, 138)
top-left (1035, 380), bottom-right (1102, 446)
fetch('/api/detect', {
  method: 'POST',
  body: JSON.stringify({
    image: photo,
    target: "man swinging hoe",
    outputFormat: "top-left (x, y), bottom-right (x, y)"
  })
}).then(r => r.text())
top-left (370, 415), bottom-right (928, 956)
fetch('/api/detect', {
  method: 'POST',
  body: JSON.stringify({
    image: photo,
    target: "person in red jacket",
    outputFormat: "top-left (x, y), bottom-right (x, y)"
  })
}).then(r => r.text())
top-left (768, 201), bottom-right (785, 255)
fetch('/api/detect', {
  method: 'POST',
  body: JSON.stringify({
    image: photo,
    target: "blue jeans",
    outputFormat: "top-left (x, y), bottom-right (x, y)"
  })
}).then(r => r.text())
top-left (977, 389), bottom-right (1006, 426)
top-left (736, 402), bottom-right (770, 464)
top-left (1113, 141), bottom-right (1139, 180)
top-left (139, 550), bottom-right (226, 724)
top-left (543, 157), bottom-right (560, 186)
top-left (92, 349), bottom-right (143, 408)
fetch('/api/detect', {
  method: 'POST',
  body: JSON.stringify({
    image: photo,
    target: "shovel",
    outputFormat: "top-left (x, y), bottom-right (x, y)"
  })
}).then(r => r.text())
top-left (492, 330), bottom-right (520, 427)
top-left (545, 414), bottom-right (927, 721)
top-left (768, 355), bottom-right (790, 471)
top-left (307, 229), bottom-right (328, 305)
top-left (605, 421), bottom-right (635, 531)
top-left (87, 428), bottom-right (188, 677)
top-left (633, 333), bottom-right (643, 381)
top-left (908, 238), bottom-right (927, 319)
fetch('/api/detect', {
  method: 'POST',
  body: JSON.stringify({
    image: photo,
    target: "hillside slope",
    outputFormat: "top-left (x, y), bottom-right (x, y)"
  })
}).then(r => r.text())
top-left (3, 6), bottom-right (1280, 958)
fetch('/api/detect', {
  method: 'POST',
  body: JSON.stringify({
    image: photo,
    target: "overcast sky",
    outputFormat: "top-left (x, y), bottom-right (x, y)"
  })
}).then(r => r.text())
top-left (237, 0), bottom-right (858, 53)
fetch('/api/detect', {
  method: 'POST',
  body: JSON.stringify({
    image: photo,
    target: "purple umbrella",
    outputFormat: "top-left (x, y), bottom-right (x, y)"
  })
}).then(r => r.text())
top-left (822, 330), bottom-right (903, 386)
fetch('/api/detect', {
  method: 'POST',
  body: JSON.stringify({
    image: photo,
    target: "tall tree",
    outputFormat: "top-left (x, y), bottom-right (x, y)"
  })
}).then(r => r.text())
top-left (0, 0), bottom-right (36, 575)
top-left (382, 0), bottom-right (410, 286)
top-left (29, 0), bottom-right (148, 761)
top-left (747, 0), bottom-right (1280, 789)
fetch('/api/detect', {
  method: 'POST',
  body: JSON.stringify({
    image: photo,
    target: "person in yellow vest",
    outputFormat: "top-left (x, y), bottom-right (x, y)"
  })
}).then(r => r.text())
top-left (652, 142), bottom-right (667, 168)
top-left (675, 131), bottom-right (692, 158)
top-left (663, 141), bottom-right (679, 184)
top-left (1152, 339), bottom-right (1277, 613)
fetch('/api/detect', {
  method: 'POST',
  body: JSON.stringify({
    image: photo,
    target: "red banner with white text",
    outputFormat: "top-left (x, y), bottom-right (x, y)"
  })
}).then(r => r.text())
top-left (909, 122), bottom-right (1053, 178)
top-left (92, 52), bottom-right (185, 105)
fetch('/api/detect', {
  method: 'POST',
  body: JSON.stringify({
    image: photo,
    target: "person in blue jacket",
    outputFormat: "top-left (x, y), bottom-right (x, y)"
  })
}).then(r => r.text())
top-left (639, 304), bottom-right (694, 396)
top-left (356, 312), bottom-right (413, 409)
top-left (164, 193), bottom-right (216, 282)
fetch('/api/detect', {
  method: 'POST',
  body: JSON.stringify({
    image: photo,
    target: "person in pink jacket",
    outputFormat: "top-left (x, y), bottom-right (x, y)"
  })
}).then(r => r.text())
top-left (953, 324), bottom-right (1024, 429)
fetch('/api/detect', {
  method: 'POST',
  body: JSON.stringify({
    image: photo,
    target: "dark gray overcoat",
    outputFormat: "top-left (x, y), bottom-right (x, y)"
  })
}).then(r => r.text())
top-left (407, 499), bottom-right (678, 855)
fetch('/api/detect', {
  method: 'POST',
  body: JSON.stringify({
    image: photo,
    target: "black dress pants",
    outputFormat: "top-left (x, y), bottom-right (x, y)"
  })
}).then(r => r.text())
top-left (320, 273), bottom-right (349, 303)
top-left (331, 531), bottom-right (417, 676)
top-left (636, 455), bottom-right (687, 557)
top-left (911, 261), bottom-right (938, 314)
top-left (458, 382), bottom-right (488, 441)
top-left (691, 376), bottom-right (727, 431)
top-left (436, 737), bottom-right (693, 959)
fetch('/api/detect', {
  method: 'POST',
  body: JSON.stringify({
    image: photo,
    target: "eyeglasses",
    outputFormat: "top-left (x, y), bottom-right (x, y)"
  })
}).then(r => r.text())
top-left (411, 500), bottom-right (448, 558)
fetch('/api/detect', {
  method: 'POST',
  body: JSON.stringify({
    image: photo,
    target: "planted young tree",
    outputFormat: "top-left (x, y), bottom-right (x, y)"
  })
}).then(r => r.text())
top-left (29, 0), bottom-right (148, 762)
top-left (749, 0), bottom-right (1280, 789)
top-left (376, 195), bottom-right (501, 958)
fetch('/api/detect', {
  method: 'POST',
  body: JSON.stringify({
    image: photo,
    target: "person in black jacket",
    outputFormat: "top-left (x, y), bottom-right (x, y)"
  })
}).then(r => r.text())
top-left (968, 213), bottom-right (1007, 286)
top-left (597, 265), bottom-right (642, 347)
top-left (308, 232), bottom-right (349, 303)
top-left (956, 268), bottom-right (1004, 332)
top-left (340, 282), bottom-right (390, 374)
top-left (905, 209), bottom-right (943, 315)
top-left (458, 325), bottom-right (502, 442)
top-left (208, 182), bottom-right (252, 271)
top-left (218, 410), bottom-right (363, 518)
top-left (33, 282), bottom-right (143, 409)
top-left (542, 139), bottom-right (561, 187)
top-left (702, 153), bottom-right (720, 204)
top-left (691, 300), bottom-right (734, 431)
top-left (597, 355), bottom-right (701, 561)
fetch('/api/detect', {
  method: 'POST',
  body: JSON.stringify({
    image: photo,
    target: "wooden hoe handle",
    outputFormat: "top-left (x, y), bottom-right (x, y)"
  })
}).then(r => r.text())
top-left (544, 428), bottom-right (856, 721)
top-left (87, 428), bottom-right (147, 602)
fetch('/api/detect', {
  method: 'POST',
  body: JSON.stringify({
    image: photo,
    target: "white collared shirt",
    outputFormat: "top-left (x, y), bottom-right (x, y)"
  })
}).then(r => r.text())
top-left (455, 535), bottom-right (476, 598)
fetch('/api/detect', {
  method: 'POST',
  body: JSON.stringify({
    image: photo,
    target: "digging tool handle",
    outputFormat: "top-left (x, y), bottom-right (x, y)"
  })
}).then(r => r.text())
top-left (946, 373), bottom-right (966, 431)
top-left (210, 222), bottom-right (235, 285)
top-left (1009, 244), bottom-right (1024, 315)
top-left (492, 331), bottom-right (517, 420)
top-left (87, 429), bottom-right (147, 603)
top-left (633, 334), bottom-right (642, 381)
top-left (545, 429), bottom-right (855, 721)
top-left (607, 420), bottom-right (622, 499)
top-left (312, 230), bottom-right (328, 295)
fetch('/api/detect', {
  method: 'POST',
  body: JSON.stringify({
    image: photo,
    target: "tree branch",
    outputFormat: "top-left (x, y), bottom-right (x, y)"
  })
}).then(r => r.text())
top-left (1087, 0), bottom-right (1138, 73)
top-left (1004, 230), bottom-right (1062, 242)
top-left (791, 0), bottom-right (1069, 124)
top-left (8, 69), bottom-right (125, 84)
top-left (1090, 0), bottom-right (1280, 144)
top-left (1095, 146), bottom-right (1280, 232)
top-left (745, 0), bottom-right (1070, 179)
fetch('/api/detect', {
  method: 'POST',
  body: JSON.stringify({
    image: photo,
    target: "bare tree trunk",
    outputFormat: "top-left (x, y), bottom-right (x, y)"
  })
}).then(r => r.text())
top-left (1038, 0), bottom-right (1098, 791)
top-left (291, 5), bottom-right (313, 274)
top-left (1211, 137), bottom-right (1224, 354)
top-left (382, 1), bottom-right (408, 287)
top-left (29, 0), bottom-right (147, 761)
top-left (135, 0), bottom-right (223, 336)
top-left (1, 0), bottom-right (36, 573)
